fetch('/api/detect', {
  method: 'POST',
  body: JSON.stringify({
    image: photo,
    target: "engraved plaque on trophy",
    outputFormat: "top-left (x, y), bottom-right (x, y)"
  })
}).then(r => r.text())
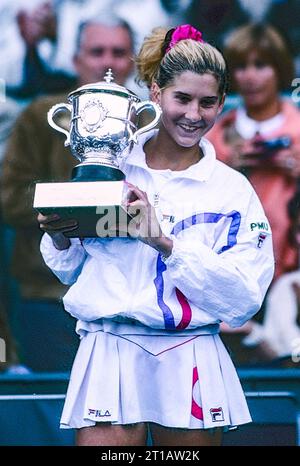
top-left (33, 69), bottom-right (161, 237)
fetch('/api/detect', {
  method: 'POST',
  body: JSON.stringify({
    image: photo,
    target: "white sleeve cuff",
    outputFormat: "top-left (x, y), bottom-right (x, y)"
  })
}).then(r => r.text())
top-left (160, 237), bottom-right (183, 266)
top-left (40, 233), bottom-right (86, 285)
top-left (40, 233), bottom-right (81, 259)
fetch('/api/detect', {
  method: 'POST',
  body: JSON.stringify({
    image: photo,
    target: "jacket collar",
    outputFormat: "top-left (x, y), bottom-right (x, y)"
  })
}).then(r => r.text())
top-left (124, 129), bottom-right (216, 182)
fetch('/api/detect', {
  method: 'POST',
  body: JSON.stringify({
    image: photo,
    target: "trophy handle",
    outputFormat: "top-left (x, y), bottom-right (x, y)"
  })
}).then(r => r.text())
top-left (47, 103), bottom-right (72, 146)
top-left (129, 101), bottom-right (161, 143)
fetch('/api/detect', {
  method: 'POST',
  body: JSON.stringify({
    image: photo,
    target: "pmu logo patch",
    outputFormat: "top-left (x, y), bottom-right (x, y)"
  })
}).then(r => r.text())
top-left (250, 221), bottom-right (269, 232)
top-left (210, 407), bottom-right (224, 422)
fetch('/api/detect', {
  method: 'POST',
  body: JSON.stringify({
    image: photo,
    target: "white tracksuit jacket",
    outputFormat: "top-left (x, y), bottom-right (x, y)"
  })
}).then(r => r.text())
top-left (40, 132), bottom-right (274, 332)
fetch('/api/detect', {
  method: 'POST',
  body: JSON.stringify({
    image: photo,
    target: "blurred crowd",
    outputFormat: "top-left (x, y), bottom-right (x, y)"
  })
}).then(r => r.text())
top-left (1, 0), bottom-right (300, 373)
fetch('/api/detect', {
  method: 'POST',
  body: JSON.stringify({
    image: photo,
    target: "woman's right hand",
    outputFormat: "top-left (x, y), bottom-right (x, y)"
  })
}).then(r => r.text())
top-left (37, 213), bottom-right (78, 250)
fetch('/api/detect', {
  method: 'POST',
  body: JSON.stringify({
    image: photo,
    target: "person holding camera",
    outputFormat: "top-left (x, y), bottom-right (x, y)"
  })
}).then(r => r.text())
top-left (207, 23), bottom-right (300, 281)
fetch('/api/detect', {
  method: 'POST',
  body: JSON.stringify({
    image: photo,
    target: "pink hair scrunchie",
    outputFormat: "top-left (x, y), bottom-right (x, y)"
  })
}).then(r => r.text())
top-left (166, 24), bottom-right (204, 53)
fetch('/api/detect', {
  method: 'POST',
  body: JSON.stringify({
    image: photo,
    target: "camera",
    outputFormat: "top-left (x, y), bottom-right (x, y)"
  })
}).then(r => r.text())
top-left (254, 136), bottom-right (291, 156)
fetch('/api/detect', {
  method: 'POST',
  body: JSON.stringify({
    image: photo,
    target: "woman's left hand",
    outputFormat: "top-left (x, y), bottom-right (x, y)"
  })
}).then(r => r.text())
top-left (124, 183), bottom-right (173, 257)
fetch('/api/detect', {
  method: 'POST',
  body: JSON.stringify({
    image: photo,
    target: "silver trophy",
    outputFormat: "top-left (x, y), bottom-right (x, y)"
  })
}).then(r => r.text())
top-left (47, 68), bottom-right (161, 181)
top-left (33, 69), bottom-right (161, 237)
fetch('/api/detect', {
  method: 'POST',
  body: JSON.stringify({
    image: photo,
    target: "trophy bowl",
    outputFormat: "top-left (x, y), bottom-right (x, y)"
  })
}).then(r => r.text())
top-left (47, 69), bottom-right (161, 181)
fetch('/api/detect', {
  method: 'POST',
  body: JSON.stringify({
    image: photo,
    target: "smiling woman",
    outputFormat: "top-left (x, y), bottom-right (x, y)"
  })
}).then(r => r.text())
top-left (134, 73), bottom-right (217, 176)
top-left (38, 24), bottom-right (274, 446)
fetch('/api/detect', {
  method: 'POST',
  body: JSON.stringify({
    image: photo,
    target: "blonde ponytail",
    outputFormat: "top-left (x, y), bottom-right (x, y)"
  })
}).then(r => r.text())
top-left (136, 27), bottom-right (168, 88)
top-left (135, 25), bottom-right (228, 97)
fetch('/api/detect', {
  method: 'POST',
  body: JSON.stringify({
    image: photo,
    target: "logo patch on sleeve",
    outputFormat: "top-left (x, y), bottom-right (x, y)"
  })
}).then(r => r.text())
top-left (250, 221), bottom-right (270, 232)
top-left (257, 232), bottom-right (267, 248)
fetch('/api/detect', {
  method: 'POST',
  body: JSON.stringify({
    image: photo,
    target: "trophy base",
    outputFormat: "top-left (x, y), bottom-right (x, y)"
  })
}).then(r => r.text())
top-left (72, 164), bottom-right (125, 182)
top-left (34, 180), bottom-right (134, 238)
top-left (37, 205), bottom-right (134, 238)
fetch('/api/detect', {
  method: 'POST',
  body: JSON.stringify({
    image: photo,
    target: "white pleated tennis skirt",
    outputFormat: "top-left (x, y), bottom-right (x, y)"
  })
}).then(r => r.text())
top-left (60, 331), bottom-right (251, 430)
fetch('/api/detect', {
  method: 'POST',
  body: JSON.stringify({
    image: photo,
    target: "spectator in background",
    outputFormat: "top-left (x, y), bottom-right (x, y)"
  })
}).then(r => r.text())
top-left (1, 0), bottom-right (183, 103)
top-left (184, 0), bottom-right (250, 51)
top-left (8, 1), bottom-right (76, 100)
top-left (0, 1), bottom-right (76, 102)
top-left (0, 15), bottom-right (135, 372)
top-left (207, 23), bottom-right (300, 282)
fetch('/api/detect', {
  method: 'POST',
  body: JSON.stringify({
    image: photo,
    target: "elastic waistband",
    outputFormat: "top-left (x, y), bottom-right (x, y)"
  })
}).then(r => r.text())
top-left (77, 317), bottom-right (220, 337)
